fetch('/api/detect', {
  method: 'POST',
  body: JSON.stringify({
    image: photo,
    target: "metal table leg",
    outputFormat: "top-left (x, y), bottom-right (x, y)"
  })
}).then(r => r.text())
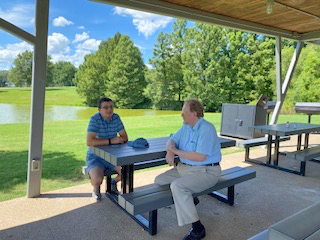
top-left (297, 134), bottom-right (302, 151)
top-left (128, 164), bottom-right (134, 192)
top-left (121, 165), bottom-right (128, 194)
top-left (274, 136), bottom-right (280, 166)
top-left (266, 135), bottom-right (272, 165)
top-left (304, 133), bottom-right (309, 149)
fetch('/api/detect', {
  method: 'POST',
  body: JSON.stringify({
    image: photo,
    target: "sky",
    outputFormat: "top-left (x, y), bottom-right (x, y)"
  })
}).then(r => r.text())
top-left (0, 0), bottom-right (177, 70)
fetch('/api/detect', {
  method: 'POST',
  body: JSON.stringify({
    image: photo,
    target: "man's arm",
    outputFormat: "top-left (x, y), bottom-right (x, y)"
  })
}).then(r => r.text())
top-left (165, 139), bottom-right (176, 166)
top-left (167, 139), bottom-right (206, 162)
top-left (87, 132), bottom-right (125, 146)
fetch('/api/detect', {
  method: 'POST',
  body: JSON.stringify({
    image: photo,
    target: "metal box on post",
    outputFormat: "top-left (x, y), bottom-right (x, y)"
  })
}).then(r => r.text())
top-left (220, 96), bottom-right (267, 139)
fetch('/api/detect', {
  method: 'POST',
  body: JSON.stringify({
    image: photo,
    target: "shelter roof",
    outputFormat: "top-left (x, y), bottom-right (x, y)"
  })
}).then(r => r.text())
top-left (93, 0), bottom-right (320, 44)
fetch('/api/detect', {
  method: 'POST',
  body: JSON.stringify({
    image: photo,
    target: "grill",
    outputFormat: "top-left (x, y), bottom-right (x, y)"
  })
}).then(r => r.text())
top-left (295, 102), bottom-right (320, 123)
top-left (264, 101), bottom-right (276, 124)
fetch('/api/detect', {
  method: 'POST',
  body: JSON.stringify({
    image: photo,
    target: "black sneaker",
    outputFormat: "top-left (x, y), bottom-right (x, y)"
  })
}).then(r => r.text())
top-left (183, 228), bottom-right (206, 240)
top-left (193, 197), bottom-right (200, 206)
top-left (110, 183), bottom-right (119, 195)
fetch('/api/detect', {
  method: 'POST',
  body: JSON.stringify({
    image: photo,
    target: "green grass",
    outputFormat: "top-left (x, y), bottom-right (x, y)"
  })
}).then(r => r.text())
top-left (0, 87), bottom-right (85, 106)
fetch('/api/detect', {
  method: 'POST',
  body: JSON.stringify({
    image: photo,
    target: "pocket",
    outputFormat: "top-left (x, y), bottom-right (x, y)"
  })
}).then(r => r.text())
top-left (206, 166), bottom-right (221, 176)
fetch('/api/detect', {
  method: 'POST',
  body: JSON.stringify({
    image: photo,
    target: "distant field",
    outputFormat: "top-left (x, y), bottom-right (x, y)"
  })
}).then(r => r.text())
top-left (0, 87), bottom-right (85, 106)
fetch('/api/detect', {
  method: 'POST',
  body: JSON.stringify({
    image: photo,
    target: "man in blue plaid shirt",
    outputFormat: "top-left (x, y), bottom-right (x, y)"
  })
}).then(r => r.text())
top-left (86, 97), bottom-right (128, 201)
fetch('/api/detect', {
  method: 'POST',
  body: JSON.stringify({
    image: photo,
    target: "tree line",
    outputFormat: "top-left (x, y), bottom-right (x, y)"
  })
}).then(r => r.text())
top-left (3, 19), bottom-right (320, 112)
top-left (2, 51), bottom-right (76, 87)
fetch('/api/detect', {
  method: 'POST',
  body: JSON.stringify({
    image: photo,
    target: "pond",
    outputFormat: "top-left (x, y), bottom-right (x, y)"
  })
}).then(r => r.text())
top-left (0, 103), bottom-right (180, 124)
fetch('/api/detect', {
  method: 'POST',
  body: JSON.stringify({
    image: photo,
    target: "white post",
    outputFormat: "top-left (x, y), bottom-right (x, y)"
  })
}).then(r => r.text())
top-left (27, 0), bottom-right (49, 198)
top-left (270, 39), bottom-right (303, 124)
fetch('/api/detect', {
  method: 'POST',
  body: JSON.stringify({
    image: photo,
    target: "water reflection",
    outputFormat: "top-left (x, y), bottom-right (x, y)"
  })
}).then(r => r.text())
top-left (0, 103), bottom-right (180, 124)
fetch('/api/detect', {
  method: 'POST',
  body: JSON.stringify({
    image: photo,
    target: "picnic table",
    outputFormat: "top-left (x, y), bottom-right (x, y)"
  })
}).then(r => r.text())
top-left (250, 122), bottom-right (320, 175)
top-left (90, 136), bottom-right (257, 235)
top-left (90, 136), bottom-right (236, 194)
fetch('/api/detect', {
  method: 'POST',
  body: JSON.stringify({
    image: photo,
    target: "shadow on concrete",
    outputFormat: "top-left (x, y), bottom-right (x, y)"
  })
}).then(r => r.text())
top-left (39, 193), bottom-right (92, 198)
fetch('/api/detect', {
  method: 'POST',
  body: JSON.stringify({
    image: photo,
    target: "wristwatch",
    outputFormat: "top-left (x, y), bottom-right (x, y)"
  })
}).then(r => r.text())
top-left (108, 138), bottom-right (111, 145)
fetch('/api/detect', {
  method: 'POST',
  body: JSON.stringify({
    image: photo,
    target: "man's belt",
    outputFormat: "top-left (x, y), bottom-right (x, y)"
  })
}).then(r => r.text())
top-left (181, 162), bottom-right (220, 167)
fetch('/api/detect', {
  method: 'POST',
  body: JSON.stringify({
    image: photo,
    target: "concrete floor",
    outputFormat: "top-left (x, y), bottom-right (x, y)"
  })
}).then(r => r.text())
top-left (1, 134), bottom-right (320, 240)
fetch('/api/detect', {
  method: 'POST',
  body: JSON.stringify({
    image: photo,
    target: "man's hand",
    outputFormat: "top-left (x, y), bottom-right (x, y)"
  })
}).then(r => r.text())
top-left (166, 151), bottom-right (175, 166)
top-left (111, 136), bottom-right (125, 144)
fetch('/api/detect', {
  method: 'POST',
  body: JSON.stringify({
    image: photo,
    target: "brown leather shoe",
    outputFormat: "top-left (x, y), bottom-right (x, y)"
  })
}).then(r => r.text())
top-left (183, 228), bottom-right (206, 240)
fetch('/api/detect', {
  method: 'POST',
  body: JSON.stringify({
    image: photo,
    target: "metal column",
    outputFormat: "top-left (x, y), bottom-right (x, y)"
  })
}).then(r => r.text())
top-left (270, 40), bottom-right (303, 124)
top-left (27, 0), bottom-right (49, 198)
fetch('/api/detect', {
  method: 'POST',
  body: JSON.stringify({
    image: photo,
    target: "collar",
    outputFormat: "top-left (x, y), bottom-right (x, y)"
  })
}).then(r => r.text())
top-left (99, 112), bottom-right (114, 122)
top-left (186, 118), bottom-right (203, 131)
top-left (192, 118), bottom-right (203, 130)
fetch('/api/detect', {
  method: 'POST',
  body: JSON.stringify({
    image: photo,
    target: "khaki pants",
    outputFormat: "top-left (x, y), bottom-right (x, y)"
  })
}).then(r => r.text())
top-left (154, 162), bottom-right (221, 226)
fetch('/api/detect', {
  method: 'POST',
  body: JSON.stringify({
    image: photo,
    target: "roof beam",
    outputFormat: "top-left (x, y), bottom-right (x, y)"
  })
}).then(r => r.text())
top-left (92, 0), bottom-right (301, 40)
top-left (0, 18), bottom-right (36, 45)
top-left (299, 31), bottom-right (320, 41)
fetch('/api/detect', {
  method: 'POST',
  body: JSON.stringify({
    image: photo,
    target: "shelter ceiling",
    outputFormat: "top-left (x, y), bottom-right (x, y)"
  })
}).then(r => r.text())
top-left (94, 0), bottom-right (320, 43)
top-left (163, 0), bottom-right (320, 34)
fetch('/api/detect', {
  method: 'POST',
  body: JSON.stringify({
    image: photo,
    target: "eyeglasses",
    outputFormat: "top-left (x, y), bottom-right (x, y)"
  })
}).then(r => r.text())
top-left (101, 106), bottom-right (113, 110)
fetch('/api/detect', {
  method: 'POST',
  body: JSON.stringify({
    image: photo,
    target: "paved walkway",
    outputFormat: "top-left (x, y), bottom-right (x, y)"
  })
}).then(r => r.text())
top-left (1, 134), bottom-right (320, 240)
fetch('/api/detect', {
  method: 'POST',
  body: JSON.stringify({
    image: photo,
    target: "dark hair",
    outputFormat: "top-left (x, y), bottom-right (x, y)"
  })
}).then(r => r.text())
top-left (98, 97), bottom-right (113, 109)
top-left (184, 98), bottom-right (204, 118)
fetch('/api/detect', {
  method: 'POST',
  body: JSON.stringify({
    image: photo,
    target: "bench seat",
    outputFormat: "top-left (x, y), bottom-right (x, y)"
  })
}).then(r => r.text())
top-left (237, 136), bottom-right (291, 148)
top-left (119, 166), bottom-right (256, 235)
top-left (248, 201), bottom-right (320, 240)
top-left (286, 146), bottom-right (320, 161)
top-left (285, 146), bottom-right (320, 176)
top-left (237, 136), bottom-right (291, 161)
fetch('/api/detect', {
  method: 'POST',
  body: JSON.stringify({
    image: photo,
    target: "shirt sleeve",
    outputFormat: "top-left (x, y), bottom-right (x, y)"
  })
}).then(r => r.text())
top-left (87, 116), bottom-right (99, 133)
top-left (170, 126), bottom-right (183, 148)
top-left (195, 124), bottom-right (217, 156)
top-left (117, 116), bottom-right (125, 133)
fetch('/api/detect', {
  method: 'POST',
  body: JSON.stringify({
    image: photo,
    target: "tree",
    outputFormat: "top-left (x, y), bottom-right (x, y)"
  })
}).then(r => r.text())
top-left (74, 53), bottom-right (107, 106)
top-left (145, 32), bottom-right (179, 109)
top-left (292, 45), bottom-right (320, 102)
top-left (182, 24), bottom-right (275, 111)
top-left (8, 51), bottom-right (33, 87)
top-left (106, 35), bottom-right (146, 108)
top-left (145, 20), bottom-right (187, 110)
top-left (183, 24), bottom-right (229, 111)
top-left (52, 61), bottom-right (77, 86)
top-left (8, 50), bottom-right (54, 87)
top-left (0, 70), bottom-right (9, 87)
top-left (74, 33), bottom-right (146, 108)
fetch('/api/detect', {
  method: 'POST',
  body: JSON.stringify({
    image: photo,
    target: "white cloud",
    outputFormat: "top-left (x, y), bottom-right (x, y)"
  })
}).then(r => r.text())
top-left (145, 64), bottom-right (153, 69)
top-left (0, 31), bottom-right (101, 69)
top-left (77, 26), bottom-right (85, 30)
top-left (48, 33), bottom-right (70, 55)
top-left (53, 16), bottom-right (74, 27)
top-left (0, 42), bottom-right (33, 70)
top-left (134, 44), bottom-right (144, 52)
top-left (49, 33), bottom-right (101, 67)
top-left (73, 32), bottom-right (90, 43)
top-left (50, 49), bottom-right (91, 67)
top-left (76, 39), bottom-right (101, 51)
top-left (0, 4), bottom-right (34, 28)
top-left (114, 7), bottom-right (172, 38)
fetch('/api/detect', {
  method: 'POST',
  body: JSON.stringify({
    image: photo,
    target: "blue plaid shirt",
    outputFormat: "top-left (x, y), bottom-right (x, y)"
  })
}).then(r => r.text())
top-left (86, 112), bottom-right (124, 160)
